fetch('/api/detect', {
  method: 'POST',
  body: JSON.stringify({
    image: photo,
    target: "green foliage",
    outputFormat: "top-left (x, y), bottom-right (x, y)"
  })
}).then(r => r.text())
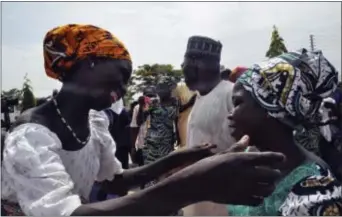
top-left (126, 64), bottom-right (183, 104)
top-left (132, 64), bottom-right (183, 92)
top-left (1, 88), bottom-right (22, 100)
top-left (21, 74), bottom-right (36, 112)
top-left (266, 25), bottom-right (288, 58)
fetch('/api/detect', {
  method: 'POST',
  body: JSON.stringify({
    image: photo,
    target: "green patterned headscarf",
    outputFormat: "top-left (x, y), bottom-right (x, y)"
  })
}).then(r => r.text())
top-left (238, 49), bottom-right (339, 153)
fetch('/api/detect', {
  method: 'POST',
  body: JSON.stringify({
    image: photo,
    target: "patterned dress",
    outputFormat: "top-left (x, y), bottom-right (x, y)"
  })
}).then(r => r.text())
top-left (227, 162), bottom-right (342, 216)
top-left (142, 102), bottom-right (181, 215)
top-left (142, 103), bottom-right (177, 166)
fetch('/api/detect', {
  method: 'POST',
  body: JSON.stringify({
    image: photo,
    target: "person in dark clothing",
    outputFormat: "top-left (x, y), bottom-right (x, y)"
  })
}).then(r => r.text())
top-left (102, 106), bottom-right (132, 197)
top-left (112, 109), bottom-right (132, 170)
top-left (96, 106), bottom-right (132, 201)
top-left (220, 68), bottom-right (231, 81)
top-left (129, 101), bottom-right (138, 120)
top-left (134, 96), bottom-right (148, 168)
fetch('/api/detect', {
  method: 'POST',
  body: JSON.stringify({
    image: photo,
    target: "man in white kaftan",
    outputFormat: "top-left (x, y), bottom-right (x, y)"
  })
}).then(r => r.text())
top-left (182, 36), bottom-right (236, 216)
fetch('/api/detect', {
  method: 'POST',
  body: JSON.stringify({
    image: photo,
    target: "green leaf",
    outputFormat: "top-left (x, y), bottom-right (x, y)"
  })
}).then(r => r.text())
top-left (265, 25), bottom-right (288, 58)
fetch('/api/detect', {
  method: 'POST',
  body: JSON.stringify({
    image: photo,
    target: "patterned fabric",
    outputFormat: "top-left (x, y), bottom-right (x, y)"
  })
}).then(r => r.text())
top-left (238, 49), bottom-right (339, 153)
top-left (185, 36), bottom-right (222, 61)
top-left (1, 110), bottom-right (123, 216)
top-left (43, 24), bottom-right (131, 81)
top-left (142, 103), bottom-right (177, 165)
top-left (141, 102), bottom-right (179, 216)
top-left (228, 162), bottom-right (342, 216)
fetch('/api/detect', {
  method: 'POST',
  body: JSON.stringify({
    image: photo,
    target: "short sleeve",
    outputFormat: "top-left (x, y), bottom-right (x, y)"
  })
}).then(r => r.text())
top-left (130, 105), bottom-right (139, 127)
top-left (279, 174), bottom-right (342, 216)
top-left (89, 110), bottom-right (124, 181)
top-left (2, 124), bottom-right (82, 216)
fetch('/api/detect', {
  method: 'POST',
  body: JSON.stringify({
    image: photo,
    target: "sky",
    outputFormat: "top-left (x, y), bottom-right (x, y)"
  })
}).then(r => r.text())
top-left (2, 1), bottom-right (341, 97)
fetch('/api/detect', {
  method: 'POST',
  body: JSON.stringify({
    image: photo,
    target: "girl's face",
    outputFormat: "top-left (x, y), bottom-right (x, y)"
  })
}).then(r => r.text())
top-left (227, 82), bottom-right (269, 143)
top-left (70, 59), bottom-right (132, 111)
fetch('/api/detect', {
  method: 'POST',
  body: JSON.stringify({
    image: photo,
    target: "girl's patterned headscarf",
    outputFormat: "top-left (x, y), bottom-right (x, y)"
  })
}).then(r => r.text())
top-left (238, 49), bottom-right (339, 153)
top-left (43, 24), bottom-right (131, 81)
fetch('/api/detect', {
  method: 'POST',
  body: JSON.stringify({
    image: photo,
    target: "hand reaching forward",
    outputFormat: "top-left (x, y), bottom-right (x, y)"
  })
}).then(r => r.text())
top-left (180, 135), bottom-right (285, 206)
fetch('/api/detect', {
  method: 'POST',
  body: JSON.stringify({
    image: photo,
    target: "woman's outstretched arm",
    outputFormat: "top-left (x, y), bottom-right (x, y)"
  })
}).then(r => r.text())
top-left (72, 171), bottom-right (195, 216)
top-left (104, 147), bottom-right (204, 193)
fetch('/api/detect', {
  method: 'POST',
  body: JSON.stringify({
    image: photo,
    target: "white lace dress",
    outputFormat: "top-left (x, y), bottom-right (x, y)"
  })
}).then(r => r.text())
top-left (1, 110), bottom-right (123, 216)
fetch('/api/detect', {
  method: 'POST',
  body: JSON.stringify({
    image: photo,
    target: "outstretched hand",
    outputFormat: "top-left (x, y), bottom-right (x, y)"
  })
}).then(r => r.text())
top-left (178, 135), bottom-right (286, 206)
top-left (225, 135), bottom-right (259, 153)
top-left (168, 143), bottom-right (217, 168)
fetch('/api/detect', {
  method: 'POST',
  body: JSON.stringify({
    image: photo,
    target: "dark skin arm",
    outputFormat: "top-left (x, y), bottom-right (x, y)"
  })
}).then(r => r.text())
top-left (136, 104), bottom-right (149, 126)
top-left (175, 115), bottom-right (180, 147)
top-left (179, 94), bottom-right (196, 113)
top-left (129, 127), bottom-right (139, 163)
top-left (103, 148), bottom-right (204, 193)
top-left (73, 145), bottom-right (215, 216)
top-left (73, 168), bottom-right (196, 216)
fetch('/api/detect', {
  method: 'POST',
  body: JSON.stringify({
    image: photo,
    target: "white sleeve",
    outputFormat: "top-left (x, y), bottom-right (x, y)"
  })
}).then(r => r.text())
top-left (130, 105), bottom-right (139, 127)
top-left (226, 81), bottom-right (235, 112)
top-left (2, 124), bottom-right (82, 216)
top-left (89, 110), bottom-right (124, 181)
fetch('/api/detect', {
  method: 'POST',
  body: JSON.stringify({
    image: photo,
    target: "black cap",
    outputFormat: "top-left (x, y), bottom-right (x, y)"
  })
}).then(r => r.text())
top-left (185, 36), bottom-right (222, 61)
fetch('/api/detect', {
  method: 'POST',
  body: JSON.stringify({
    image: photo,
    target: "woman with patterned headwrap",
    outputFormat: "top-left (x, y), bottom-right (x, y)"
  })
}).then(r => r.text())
top-left (227, 49), bottom-right (342, 216)
top-left (0, 24), bottom-right (228, 216)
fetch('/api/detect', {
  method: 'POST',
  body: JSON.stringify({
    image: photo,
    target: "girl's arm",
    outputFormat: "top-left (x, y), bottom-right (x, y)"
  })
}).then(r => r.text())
top-left (72, 170), bottom-right (196, 216)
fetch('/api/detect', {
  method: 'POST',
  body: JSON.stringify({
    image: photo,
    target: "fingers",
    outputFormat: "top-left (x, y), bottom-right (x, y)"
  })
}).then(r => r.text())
top-left (229, 135), bottom-right (250, 152)
top-left (176, 143), bottom-right (217, 163)
top-left (241, 152), bottom-right (286, 166)
top-left (193, 143), bottom-right (217, 150)
top-left (233, 183), bottom-right (276, 207)
top-left (242, 166), bottom-right (281, 189)
top-left (250, 183), bottom-right (276, 198)
top-left (195, 144), bottom-right (217, 157)
top-left (242, 196), bottom-right (264, 207)
top-left (191, 143), bottom-right (217, 155)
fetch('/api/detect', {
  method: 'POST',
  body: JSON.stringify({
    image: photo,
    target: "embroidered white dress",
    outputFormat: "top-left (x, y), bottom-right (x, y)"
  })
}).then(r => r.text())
top-left (1, 110), bottom-right (123, 216)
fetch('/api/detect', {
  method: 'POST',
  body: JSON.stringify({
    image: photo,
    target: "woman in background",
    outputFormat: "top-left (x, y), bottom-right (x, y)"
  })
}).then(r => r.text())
top-left (142, 77), bottom-right (178, 168)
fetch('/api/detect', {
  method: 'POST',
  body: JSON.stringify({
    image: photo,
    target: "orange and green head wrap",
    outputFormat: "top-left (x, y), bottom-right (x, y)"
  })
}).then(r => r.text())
top-left (43, 24), bottom-right (131, 81)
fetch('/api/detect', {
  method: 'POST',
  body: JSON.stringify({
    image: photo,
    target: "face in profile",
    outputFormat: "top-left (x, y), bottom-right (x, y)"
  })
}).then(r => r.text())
top-left (182, 57), bottom-right (199, 91)
top-left (227, 82), bottom-right (268, 143)
top-left (182, 57), bottom-right (220, 94)
top-left (72, 59), bottom-right (132, 111)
